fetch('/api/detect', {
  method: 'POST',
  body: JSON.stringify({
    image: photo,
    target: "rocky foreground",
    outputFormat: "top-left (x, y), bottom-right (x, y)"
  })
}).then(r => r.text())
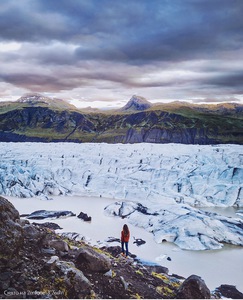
top-left (1, 196), bottom-right (243, 299)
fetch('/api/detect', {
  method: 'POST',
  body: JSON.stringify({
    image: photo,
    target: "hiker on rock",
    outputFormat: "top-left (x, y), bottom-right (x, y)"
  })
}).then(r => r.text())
top-left (121, 224), bottom-right (130, 257)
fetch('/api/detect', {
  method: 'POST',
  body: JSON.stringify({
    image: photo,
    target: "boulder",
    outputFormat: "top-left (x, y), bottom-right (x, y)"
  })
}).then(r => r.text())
top-left (0, 196), bottom-right (19, 221)
top-left (23, 224), bottom-right (42, 241)
top-left (45, 255), bottom-right (60, 270)
top-left (101, 246), bottom-right (122, 258)
top-left (133, 238), bottom-right (146, 246)
top-left (33, 222), bottom-right (62, 230)
top-left (76, 246), bottom-right (111, 273)
top-left (146, 265), bottom-right (169, 275)
top-left (215, 284), bottom-right (243, 299)
top-left (0, 196), bottom-right (23, 264)
top-left (77, 211), bottom-right (92, 222)
top-left (49, 240), bottom-right (69, 252)
top-left (56, 260), bottom-right (92, 298)
top-left (176, 274), bottom-right (210, 299)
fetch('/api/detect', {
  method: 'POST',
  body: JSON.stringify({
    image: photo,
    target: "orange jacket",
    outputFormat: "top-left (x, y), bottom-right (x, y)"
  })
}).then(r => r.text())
top-left (121, 230), bottom-right (130, 242)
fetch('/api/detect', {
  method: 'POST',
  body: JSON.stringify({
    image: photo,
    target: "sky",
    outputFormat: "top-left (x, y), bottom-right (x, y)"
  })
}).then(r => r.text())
top-left (0, 0), bottom-right (243, 109)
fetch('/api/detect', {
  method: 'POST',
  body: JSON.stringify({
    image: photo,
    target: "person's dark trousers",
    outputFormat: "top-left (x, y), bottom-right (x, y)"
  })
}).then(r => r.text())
top-left (121, 241), bottom-right (128, 256)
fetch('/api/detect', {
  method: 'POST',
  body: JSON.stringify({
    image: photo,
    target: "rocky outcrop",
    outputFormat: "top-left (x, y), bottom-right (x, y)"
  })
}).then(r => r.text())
top-left (0, 196), bottom-right (23, 265)
top-left (215, 284), bottom-right (243, 299)
top-left (176, 275), bottom-right (211, 299)
top-left (45, 257), bottom-right (92, 298)
top-left (0, 197), bottom-right (94, 298)
top-left (77, 211), bottom-right (92, 222)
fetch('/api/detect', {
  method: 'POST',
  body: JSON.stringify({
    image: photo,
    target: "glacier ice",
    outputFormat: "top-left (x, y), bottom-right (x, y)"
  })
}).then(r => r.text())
top-left (104, 201), bottom-right (243, 250)
top-left (0, 142), bottom-right (242, 206)
top-left (0, 142), bottom-right (242, 250)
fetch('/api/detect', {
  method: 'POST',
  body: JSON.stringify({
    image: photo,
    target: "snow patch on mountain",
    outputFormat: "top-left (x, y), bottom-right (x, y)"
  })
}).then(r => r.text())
top-left (17, 93), bottom-right (52, 103)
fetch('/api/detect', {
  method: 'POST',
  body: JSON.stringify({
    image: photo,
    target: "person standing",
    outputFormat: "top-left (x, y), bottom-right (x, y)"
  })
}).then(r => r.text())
top-left (121, 224), bottom-right (130, 257)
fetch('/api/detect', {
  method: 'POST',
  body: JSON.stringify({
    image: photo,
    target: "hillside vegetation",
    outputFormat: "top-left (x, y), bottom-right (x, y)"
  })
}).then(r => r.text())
top-left (0, 94), bottom-right (242, 144)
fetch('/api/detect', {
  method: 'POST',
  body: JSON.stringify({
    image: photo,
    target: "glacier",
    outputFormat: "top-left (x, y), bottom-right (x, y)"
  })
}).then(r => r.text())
top-left (104, 201), bottom-right (243, 250)
top-left (0, 142), bottom-right (243, 250)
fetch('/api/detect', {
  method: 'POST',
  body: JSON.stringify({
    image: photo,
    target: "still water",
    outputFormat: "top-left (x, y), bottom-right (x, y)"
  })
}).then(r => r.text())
top-left (6, 195), bottom-right (243, 292)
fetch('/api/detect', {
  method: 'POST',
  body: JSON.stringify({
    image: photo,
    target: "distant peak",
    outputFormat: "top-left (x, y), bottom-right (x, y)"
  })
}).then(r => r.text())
top-left (121, 95), bottom-right (152, 111)
top-left (17, 93), bottom-right (51, 103)
top-left (16, 93), bottom-right (76, 110)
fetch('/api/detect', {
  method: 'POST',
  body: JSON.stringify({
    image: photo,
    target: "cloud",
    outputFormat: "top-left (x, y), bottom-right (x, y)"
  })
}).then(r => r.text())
top-left (2, 0), bottom-right (243, 62)
top-left (73, 0), bottom-right (243, 65)
top-left (192, 96), bottom-right (242, 104)
top-left (0, 0), bottom-right (243, 106)
top-left (202, 71), bottom-right (243, 88)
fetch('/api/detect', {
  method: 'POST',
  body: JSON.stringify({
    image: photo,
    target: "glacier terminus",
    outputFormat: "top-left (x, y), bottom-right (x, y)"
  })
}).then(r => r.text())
top-left (0, 142), bottom-right (242, 251)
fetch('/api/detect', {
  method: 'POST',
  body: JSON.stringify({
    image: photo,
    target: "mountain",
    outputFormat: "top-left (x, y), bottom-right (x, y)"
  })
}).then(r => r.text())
top-left (17, 93), bottom-right (52, 103)
top-left (16, 93), bottom-right (77, 110)
top-left (120, 95), bottom-right (152, 111)
top-left (0, 94), bottom-right (242, 144)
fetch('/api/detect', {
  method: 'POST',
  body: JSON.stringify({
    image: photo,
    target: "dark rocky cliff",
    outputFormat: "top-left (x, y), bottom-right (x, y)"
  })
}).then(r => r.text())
top-left (0, 101), bottom-right (242, 144)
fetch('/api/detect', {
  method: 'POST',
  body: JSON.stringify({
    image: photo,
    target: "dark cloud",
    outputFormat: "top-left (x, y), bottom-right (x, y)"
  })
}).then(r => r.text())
top-left (73, 0), bottom-right (243, 64)
top-left (0, 73), bottom-right (64, 92)
top-left (0, 0), bottom-right (243, 104)
top-left (1, 1), bottom-right (243, 58)
top-left (202, 71), bottom-right (243, 88)
top-left (2, 0), bottom-right (243, 60)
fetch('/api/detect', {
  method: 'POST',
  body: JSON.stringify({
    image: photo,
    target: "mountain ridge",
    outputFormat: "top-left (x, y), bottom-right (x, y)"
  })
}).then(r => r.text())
top-left (16, 93), bottom-right (77, 110)
top-left (0, 93), bottom-right (242, 144)
top-left (1, 92), bottom-right (242, 115)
